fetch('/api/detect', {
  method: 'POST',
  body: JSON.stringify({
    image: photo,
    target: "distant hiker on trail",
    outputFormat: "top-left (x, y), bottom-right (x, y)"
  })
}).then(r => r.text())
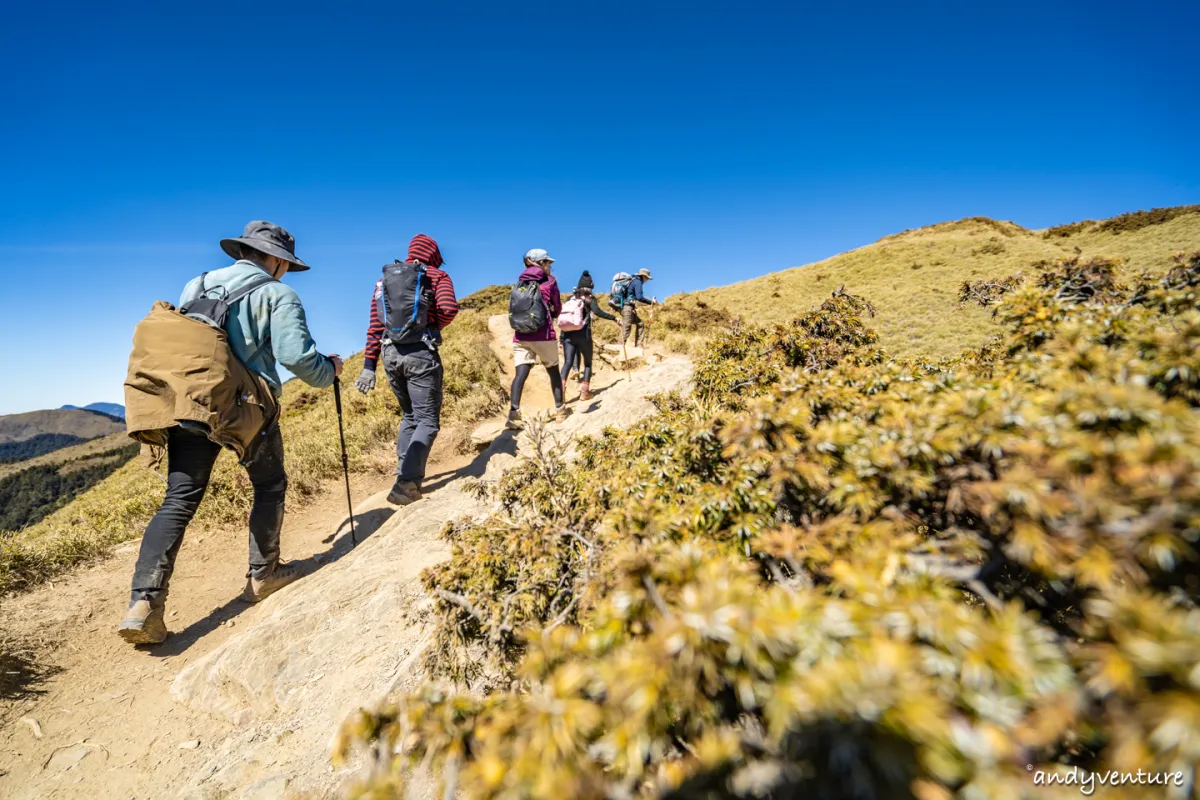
top-left (558, 270), bottom-right (617, 402)
top-left (120, 221), bottom-right (344, 646)
top-left (354, 234), bottom-right (459, 507)
top-left (610, 268), bottom-right (658, 347)
top-left (506, 249), bottom-right (570, 429)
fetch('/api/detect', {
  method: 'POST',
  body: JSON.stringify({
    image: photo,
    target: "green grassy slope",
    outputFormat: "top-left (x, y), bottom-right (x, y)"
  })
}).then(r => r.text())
top-left (688, 206), bottom-right (1200, 359)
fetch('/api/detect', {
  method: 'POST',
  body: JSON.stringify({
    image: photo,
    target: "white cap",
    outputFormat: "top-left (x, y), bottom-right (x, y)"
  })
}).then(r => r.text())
top-left (524, 248), bottom-right (555, 263)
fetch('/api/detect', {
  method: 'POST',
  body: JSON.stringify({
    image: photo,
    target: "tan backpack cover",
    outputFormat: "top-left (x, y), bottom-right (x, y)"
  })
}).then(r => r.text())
top-left (124, 301), bottom-right (279, 465)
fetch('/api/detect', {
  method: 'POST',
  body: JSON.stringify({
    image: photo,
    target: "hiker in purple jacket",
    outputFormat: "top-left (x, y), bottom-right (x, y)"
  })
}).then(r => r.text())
top-left (506, 249), bottom-right (570, 429)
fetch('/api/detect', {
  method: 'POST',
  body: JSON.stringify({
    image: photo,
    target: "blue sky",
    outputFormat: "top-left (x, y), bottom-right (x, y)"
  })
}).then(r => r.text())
top-left (1, 0), bottom-right (1197, 414)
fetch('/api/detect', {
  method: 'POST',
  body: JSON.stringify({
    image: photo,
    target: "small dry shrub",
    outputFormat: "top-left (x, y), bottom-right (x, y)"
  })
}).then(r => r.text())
top-left (970, 238), bottom-right (1006, 256)
top-left (958, 273), bottom-right (1022, 306)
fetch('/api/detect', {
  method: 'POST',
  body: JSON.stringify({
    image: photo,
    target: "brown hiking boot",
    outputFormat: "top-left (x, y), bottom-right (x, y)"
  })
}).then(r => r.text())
top-left (556, 405), bottom-right (572, 423)
top-left (504, 407), bottom-right (524, 431)
top-left (118, 599), bottom-right (168, 645)
top-left (243, 560), bottom-right (301, 603)
top-left (579, 381), bottom-right (591, 402)
top-left (387, 478), bottom-right (421, 506)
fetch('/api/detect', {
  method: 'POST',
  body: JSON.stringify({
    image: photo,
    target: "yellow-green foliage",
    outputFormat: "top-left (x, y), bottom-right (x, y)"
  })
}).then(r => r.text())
top-left (689, 206), bottom-right (1200, 360)
top-left (336, 252), bottom-right (1200, 800)
top-left (0, 308), bottom-right (503, 595)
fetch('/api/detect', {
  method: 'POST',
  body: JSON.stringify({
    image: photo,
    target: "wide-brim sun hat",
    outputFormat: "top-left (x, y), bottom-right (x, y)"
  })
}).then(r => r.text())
top-left (220, 220), bottom-right (310, 272)
top-left (637, 268), bottom-right (652, 280)
top-left (525, 248), bottom-right (555, 264)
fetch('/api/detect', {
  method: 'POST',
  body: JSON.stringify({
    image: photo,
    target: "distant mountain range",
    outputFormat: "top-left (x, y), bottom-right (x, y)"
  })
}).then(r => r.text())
top-left (61, 402), bottom-right (125, 420)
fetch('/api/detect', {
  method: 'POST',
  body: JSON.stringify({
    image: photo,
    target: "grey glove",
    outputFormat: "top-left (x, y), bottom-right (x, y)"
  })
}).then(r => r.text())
top-left (354, 368), bottom-right (376, 394)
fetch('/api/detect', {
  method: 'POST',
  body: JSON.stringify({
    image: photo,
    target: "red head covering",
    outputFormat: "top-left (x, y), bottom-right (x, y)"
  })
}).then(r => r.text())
top-left (408, 234), bottom-right (444, 269)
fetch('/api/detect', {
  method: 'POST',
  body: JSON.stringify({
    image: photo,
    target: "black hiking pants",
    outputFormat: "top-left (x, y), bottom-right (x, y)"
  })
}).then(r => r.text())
top-left (561, 328), bottom-right (593, 384)
top-left (130, 425), bottom-right (287, 604)
top-left (383, 341), bottom-right (443, 484)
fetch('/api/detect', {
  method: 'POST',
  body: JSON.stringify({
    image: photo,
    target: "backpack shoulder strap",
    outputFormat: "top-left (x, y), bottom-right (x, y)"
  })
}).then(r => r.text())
top-left (224, 274), bottom-right (278, 306)
top-left (410, 263), bottom-right (426, 323)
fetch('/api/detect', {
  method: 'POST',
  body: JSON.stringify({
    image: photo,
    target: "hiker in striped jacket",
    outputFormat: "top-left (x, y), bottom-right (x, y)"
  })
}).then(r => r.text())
top-left (354, 234), bottom-right (459, 506)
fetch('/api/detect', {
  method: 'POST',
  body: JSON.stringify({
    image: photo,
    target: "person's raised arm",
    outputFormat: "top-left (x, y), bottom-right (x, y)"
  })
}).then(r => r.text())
top-left (591, 296), bottom-right (617, 321)
top-left (270, 298), bottom-right (340, 389)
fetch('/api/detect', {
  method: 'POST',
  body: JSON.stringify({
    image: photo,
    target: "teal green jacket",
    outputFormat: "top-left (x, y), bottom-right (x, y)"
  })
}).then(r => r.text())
top-left (180, 261), bottom-right (335, 397)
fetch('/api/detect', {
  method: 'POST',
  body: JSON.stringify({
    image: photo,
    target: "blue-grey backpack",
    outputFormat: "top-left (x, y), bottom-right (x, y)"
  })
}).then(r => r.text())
top-left (608, 271), bottom-right (634, 310)
top-left (380, 260), bottom-right (435, 345)
top-left (508, 279), bottom-right (548, 334)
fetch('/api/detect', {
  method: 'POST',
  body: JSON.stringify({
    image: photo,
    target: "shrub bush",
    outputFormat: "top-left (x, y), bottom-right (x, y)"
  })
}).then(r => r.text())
top-left (337, 254), bottom-right (1200, 799)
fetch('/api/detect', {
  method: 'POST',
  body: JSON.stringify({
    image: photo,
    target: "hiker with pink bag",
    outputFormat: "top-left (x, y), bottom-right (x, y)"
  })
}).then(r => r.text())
top-left (558, 270), bottom-right (617, 402)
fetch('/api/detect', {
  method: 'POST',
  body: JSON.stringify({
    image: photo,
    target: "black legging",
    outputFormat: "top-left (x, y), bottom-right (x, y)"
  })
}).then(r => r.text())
top-left (510, 363), bottom-right (564, 409)
top-left (561, 329), bottom-right (593, 384)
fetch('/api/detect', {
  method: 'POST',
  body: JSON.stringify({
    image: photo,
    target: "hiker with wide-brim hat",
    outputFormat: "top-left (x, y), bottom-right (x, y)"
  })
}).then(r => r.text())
top-left (118, 220), bottom-right (344, 646)
top-left (619, 268), bottom-right (658, 348)
top-left (220, 220), bottom-right (312, 272)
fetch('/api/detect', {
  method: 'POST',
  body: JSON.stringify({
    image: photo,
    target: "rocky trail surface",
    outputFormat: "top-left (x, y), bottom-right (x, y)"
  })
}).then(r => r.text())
top-left (0, 316), bottom-right (692, 799)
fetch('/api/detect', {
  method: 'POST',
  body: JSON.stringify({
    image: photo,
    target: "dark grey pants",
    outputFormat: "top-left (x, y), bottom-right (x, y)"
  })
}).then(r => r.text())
top-left (620, 303), bottom-right (643, 346)
top-left (130, 425), bottom-right (287, 603)
top-left (383, 342), bottom-right (444, 484)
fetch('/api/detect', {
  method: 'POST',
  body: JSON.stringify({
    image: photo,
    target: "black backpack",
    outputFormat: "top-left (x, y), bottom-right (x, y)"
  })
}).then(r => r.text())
top-left (508, 278), bottom-right (548, 334)
top-left (380, 260), bottom-right (435, 345)
top-left (181, 272), bottom-right (278, 331)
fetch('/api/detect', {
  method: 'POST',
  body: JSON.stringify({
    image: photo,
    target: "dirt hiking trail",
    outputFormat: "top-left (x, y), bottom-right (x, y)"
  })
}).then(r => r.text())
top-left (0, 315), bottom-right (692, 800)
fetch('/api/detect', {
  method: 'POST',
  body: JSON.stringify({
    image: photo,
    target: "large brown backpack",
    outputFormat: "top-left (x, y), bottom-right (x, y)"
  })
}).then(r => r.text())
top-left (124, 275), bottom-right (280, 466)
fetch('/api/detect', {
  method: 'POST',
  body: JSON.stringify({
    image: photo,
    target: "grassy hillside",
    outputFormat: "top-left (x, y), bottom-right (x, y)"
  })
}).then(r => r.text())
top-left (0, 432), bottom-right (131, 480)
top-left (687, 206), bottom-right (1200, 359)
top-left (0, 407), bottom-right (124, 444)
top-left (0, 440), bottom-right (138, 531)
top-left (0, 302), bottom-right (505, 595)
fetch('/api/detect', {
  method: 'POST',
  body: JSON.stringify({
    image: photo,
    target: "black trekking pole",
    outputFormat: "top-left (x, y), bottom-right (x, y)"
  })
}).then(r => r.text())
top-left (333, 377), bottom-right (357, 547)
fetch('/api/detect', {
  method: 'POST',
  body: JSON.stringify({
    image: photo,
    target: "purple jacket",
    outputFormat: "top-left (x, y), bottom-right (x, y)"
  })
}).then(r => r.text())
top-left (513, 265), bottom-right (562, 342)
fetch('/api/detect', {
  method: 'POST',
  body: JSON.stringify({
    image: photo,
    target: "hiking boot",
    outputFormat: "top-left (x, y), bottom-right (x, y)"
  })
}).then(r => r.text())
top-left (118, 599), bottom-right (168, 645)
top-left (387, 478), bottom-right (422, 506)
top-left (243, 560), bottom-right (301, 603)
top-left (504, 407), bottom-right (524, 431)
top-left (580, 382), bottom-right (592, 402)
top-left (556, 405), bottom-right (572, 423)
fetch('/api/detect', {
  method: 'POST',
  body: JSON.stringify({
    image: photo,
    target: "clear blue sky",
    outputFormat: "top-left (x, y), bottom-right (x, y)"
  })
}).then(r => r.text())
top-left (1, 0), bottom-right (1196, 414)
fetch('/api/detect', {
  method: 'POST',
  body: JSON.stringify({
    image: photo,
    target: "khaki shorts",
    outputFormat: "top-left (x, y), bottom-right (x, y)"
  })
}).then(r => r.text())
top-left (513, 339), bottom-right (560, 368)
